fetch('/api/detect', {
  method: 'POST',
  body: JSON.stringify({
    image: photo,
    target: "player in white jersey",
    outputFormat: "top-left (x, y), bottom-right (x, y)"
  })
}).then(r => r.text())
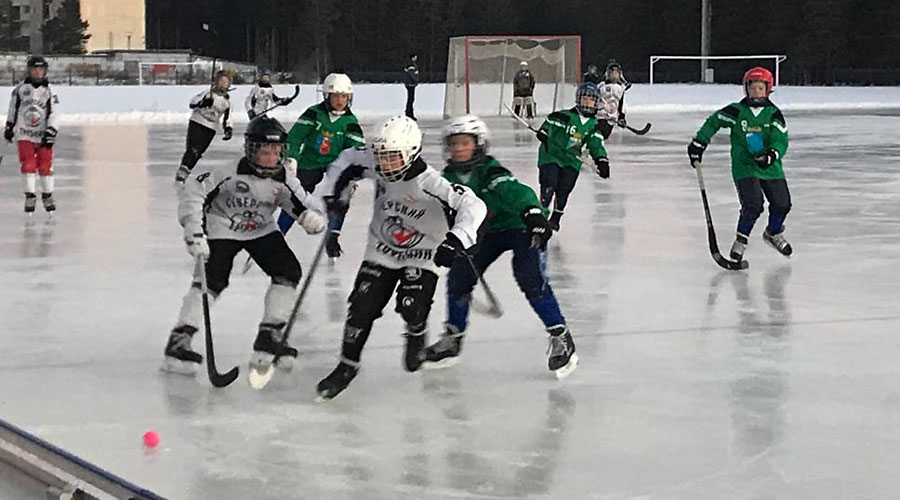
top-left (4, 55), bottom-right (60, 213)
top-left (245, 72), bottom-right (294, 120)
top-left (597, 61), bottom-right (631, 139)
top-left (175, 71), bottom-right (234, 182)
top-left (314, 116), bottom-right (487, 400)
top-left (163, 116), bottom-right (326, 375)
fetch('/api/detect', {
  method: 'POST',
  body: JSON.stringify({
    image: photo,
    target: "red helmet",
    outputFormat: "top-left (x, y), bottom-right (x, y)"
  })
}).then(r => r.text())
top-left (743, 67), bottom-right (774, 96)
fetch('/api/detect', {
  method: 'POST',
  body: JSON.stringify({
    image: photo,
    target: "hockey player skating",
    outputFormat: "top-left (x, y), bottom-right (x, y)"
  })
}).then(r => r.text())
top-left (175, 71), bottom-right (234, 182)
top-left (687, 67), bottom-right (792, 261)
top-left (277, 73), bottom-right (365, 260)
top-left (535, 82), bottom-right (610, 231)
top-left (245, 72), bottom-right (296, 120)
top-left (163, 116), bottom-right (326, 375)
top-left (315, 116), bottom-right (486, 400)
top-left (512, 61), bottom-right (536, 120)
top-left (4, 55), bottom-right (59, 214)
top-left (596, 61), bottom-right (631, 139)
top-left (423, 115), bottom-right (578, 379)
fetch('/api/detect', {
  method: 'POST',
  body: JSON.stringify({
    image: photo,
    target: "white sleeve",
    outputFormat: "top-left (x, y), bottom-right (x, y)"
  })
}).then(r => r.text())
top-left (245, 87), bottom-right (256, 112)
top-left (178, 167), bottom-right (226, 240)
top-left (6, 86), bottom-right (19, 125)
top-left (419, 168), bottom-right (486, 249)
top-left (278, 167), bottom-right (324, 216)
top-left (189, 90), bottom-right (208, 109)
top-left (319, 147), bottom-right (374, 200)
top-left (46, 90), bottom-right (60, 131)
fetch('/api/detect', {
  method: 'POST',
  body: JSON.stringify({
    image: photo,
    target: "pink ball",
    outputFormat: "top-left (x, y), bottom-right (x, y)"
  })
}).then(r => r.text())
top-left (143, 430), bottom-right (160, 448)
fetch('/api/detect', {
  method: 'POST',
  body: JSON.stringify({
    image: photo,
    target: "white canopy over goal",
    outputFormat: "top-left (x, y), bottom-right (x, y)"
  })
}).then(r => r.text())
top-left (444, 35), bottom-right (581, 118)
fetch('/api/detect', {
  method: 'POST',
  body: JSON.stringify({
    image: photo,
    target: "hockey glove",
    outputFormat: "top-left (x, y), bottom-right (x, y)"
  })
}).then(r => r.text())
top-left (41, 127), bottom-right (57, 147)
top-left (297, 209), bottom-right (326, 234)
top-left (186, 233), bottom-right (210, 261)
top-left (687, 138), bottom-right (707, 168)
top-left (325, 230), bottom-right (343, 258)
top-left (522, 206), bottom-right (552, 249)
top-left (434, 232), bottom-right (464, 268)
top-left (754, 149), bottom-right (778, 169)
top-left (3, 122), bottom-right (13, 142)
top-left (536, 129), bottom-right (549, 143)
top-left (222, 126), bottom-right (233, 141)
top-left (247, 110), bottom-right (257, 121)
top-left (594, 156), bottom-right (610, 179)
top-left (199, 96), bottom-right (215, 108)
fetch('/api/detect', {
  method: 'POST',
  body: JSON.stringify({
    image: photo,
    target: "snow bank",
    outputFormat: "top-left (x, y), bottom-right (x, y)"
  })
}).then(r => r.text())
top-left (0, 83), bottom-right (897, 125)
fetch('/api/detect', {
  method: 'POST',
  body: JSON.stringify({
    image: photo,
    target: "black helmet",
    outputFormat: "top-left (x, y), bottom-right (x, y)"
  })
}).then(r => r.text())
top-left (244, 116), bottom-right (288, 176)
top-left (26, 55), bottom-right (48, 69)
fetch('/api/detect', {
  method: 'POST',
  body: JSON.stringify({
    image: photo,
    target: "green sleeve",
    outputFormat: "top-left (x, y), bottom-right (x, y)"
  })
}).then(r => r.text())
top-left (487, 170), bottom-right (543, 215)
top-left (694, 104), bottom-right (738, 144)
top-left (345, 120), bottom-right (365, 149)
top-left (286, 108), bottom-right (318, 159)
top-left (586, 122), bottom-right (608, 159)
top-left (769, 108), bottom-right (788, 159)
top-left (539, 112), bottom-right (569, 153)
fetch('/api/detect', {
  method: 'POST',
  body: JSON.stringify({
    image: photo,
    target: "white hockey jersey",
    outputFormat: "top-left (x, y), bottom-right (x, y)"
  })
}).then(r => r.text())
top-left (321, 147), bottom-right (487, 273)
top-left (245, 84), bottom-right (278, 116)
top-left (179, 158), bottom-right (321, 242)
top-left (598, 81), bottom-right (627, 122)
top-left (189, 89), bottom-right (232, 131)
top-left (5, 80), bottom-right (60, 143)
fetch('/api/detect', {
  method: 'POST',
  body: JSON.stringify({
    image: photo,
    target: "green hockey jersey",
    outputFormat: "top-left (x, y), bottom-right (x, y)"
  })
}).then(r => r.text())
top-left (537, 108), bottom-right (607, 171)
top-left (286, 102), bottom-right (365, 170)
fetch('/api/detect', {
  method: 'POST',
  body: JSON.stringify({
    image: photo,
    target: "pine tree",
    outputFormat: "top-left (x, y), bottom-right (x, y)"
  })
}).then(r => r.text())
top-left (0, 0), bottom-right (27, 52)
top-left (42, 0), bottom-right (91, 54)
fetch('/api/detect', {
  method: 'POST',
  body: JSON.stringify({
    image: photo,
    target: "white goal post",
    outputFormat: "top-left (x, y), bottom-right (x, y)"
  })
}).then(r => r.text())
top-left (444, 35), bottom-right (582, 118)
top-left (649, 55), bottom-right (787, 85)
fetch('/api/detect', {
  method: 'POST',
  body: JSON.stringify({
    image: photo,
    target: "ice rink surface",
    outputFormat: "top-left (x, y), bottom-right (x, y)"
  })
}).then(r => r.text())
top-left (1, 108), bottom-right (899, 499)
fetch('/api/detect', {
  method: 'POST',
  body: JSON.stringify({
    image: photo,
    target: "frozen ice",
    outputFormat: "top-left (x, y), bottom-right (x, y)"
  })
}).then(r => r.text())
top-left (1, 106), bottom-right (899, 500)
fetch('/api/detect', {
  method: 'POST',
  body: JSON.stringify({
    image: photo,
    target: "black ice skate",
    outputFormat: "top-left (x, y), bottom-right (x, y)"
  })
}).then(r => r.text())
top-left (763, 229), bottom-right (793, 257)
top-left (547, 325), bottom-right (578, 380)
top-left (24, 193), bottom-right (36, 213)
top-left (41, 193), bottom-right (55, 213)
top-left (250, 323), bottom-right (298, 372)
top-left (422, 328), bottom-right (464, 370)
top-left (403, 331), bottom-right (427, 372)
top-left (548, 211), bottom-right (562, 232)
top-left (316, 361), bottom-right (359, 401)
top-left (162, 325), bottom-right (203, 375)
top-left (729, 233), bottom-right (748, 262)
top-left (325, 230), bottom-right (342, 260)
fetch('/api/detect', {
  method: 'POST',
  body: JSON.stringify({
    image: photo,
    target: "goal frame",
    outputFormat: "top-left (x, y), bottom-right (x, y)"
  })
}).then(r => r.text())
top-left (447, 35), bottom-right (582, 117)
top-left (649, 55), bottom-right (787, 85)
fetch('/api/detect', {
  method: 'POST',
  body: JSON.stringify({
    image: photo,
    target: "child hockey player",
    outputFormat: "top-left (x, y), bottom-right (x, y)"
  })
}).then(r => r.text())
top-left (4, 55), bottom-right (59, 213)
top-left (687, 67), bottom-right (792, 261)
top-left (245, 72), bottom-right (295, 120)
top-left (597, 61), bottom-right (631, 139)
top-left (512, 61), bottom-right (536, 119)
top-left (535, 82), bottom-right (610, 231)
top-left (163, 116), bottom-right (326, 374)
top-left (423, 115), bottom-right (578, 379)
top-left (278, 72), bottom-right (365, 259)
top-left (314, 116), bottom-right (486, 400)
top-left (175, 71), bottom-right (234, 182)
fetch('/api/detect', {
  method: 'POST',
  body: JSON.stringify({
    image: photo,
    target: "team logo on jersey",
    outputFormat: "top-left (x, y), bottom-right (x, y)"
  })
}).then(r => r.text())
top-left (403, 267), bottom-right (422, 281)
top-left (24, 107), bottom-right (42, 127)
top-left (381, 216), bottom-right (424, 249)
top-left (317, 131), bottom-right (333, 155)
top-left (229, 210), bottom-right (265, 232)
top-left (235, 180), bottom-right (250, 193)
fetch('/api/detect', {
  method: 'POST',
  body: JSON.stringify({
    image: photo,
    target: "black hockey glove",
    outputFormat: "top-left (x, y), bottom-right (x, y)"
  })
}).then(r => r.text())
top-left (222, 126), bottom-right (233, 141)
top-left (616, 114), bottom-right (627, 128)
top-left (687, 138), bottom-right (707, 168)
top-left (522, 206), bottom-right (552, 249)
top-left (754, 149), bottom-right (778, 169)
top-left (41, 127), bottom-right (57, 147)
top-left (247, 110), bottom-right (257, 121)
top-left (4, 122), bottom-right (13, 142)
top-left (594, 156), bottom-right (610, 179)
top-left (434, 232), bottom-right (464, 268)
top-left (199, 96), bottom-right (215, 108)
top-left (325, 230), bottom-right (343, 258)
top-left (536, 129), bottom-right (549, 143)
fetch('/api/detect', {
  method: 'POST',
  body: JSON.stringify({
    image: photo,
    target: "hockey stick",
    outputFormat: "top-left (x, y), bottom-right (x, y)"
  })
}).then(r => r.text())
top-left (463, 251), bottom-right (504, 318)
top-left (504, 103), bottom-right (540, 133)
top-left (198, 256), bottom-right (240, 387)
top-left (693, 162), bottom-right (749, 271)
top-left (249, 232), bottom-right (328, 389)
top-left (620, 122), bottom-right (652, 135)
top-left (257, 85), bottom-right (300, 116)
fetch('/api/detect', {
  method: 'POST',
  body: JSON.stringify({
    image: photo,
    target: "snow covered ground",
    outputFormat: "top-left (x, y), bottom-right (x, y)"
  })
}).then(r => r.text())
top-left (0, 97), bottom-right (899, 499)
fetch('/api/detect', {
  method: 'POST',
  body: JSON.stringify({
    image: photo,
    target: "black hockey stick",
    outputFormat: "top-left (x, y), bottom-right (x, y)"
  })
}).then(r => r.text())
top-left (504, 103), bottom-right (540, 133)
top-left (257, 85), bottom-right (300, 116)
top-left (620, 122), bottom-right (651, 135)
top-left (693, 162), bottom-right (749, 271)
top-left (249, 232), bottom-right (328, 389)
top-left (463, 251), bottom-right (504, 318)
top-left (198, 256), bottom-right (240, 387)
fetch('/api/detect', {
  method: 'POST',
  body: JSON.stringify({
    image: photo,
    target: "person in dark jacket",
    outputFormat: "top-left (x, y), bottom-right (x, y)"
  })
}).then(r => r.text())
top-left (404, 53), bottom-right (419, 120)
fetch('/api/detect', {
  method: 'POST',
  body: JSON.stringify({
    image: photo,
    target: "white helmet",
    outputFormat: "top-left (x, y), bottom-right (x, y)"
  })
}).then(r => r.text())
top-left (322, 73), bottom-right (353, 112)
top-left (370, 116), bottom-right (422, 182)
top-left (443, 114), bottom-right (490, 171)
top-left (520, 61), bottom-right (528, 68)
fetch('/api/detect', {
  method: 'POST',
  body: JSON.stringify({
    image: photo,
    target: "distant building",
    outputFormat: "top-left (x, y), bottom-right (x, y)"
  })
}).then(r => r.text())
top-left (11, 0), bottom-right (145, 54)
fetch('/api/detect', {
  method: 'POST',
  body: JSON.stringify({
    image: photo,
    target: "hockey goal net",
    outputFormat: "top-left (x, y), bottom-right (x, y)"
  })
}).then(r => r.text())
top-left (443, 35), bottom-right (581, 118)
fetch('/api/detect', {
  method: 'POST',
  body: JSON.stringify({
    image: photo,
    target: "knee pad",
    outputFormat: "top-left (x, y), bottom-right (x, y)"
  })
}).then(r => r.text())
top-left (770, 201), bottom-right (792, 217)
top-left (262, 283), bottom-right (296, 325)
top-left (741, 202), bottom-right (764, 221)
top-left (397, 296), bottom-right (428, 333)
top-left (177, 287), bottom-right (204, 328)
top-left (183, 147), bottom-right (203, 168)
